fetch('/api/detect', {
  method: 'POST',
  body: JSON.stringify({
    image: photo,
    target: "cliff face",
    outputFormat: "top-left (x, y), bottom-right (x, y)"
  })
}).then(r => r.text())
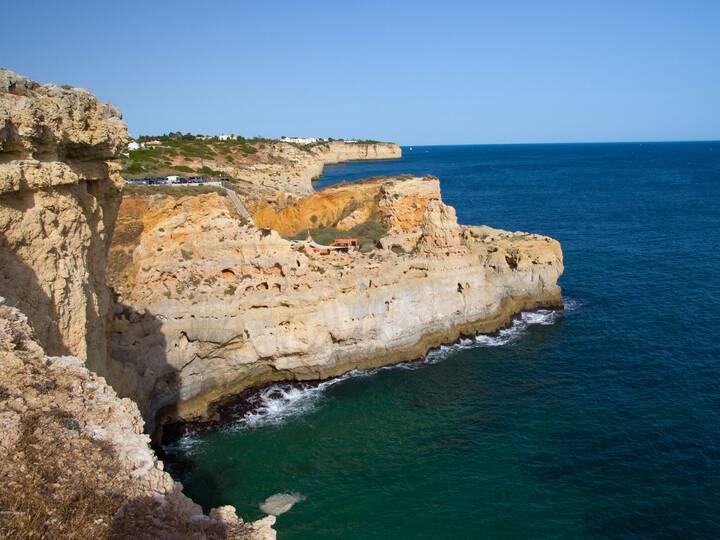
top-left (0, 69), bottom-right (275, 539)
top-left (0, 69), bottom-right (126, 373)
top-left (251, 178), bottom-right (382, 236)
top-left (108, 176), bottom-right (563, 431)
top-left (127, 137), bottom-right (401, 201)
top-left (228, 140), bottom-right (401, 200)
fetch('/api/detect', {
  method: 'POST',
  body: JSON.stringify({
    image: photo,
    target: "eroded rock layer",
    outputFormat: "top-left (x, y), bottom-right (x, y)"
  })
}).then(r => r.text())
top-left (217, 140), bottom-right (400, 198)
top-left (0, 68), bottom-right (126, 372)
top-left (108, 176), bottom-right (563, 432)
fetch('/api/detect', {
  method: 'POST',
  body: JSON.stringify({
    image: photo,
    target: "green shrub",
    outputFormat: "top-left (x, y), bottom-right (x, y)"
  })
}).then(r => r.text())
top-left (112, 221), bottom-right (144, 245)
top-left (289, 220), bottom-right (387, 252)
top-left (224, 285), bottom-right (237, 296)
top-left (196, 166), bottom-right (225, 178)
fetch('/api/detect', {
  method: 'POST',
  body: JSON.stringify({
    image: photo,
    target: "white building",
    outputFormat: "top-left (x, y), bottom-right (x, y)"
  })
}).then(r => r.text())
top-left (128, 141), bottom-right (143, 151)
top-left (280, 136), bottom-right (320, 144)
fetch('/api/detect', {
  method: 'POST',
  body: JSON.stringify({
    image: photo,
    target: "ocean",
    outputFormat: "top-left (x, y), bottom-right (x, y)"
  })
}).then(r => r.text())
top-left (164, 142), bottom-right (720, 539)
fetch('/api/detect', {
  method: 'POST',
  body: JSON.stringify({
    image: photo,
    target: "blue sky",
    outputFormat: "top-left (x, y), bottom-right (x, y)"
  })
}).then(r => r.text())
top-left (3, 0), bottom-right (719, 144)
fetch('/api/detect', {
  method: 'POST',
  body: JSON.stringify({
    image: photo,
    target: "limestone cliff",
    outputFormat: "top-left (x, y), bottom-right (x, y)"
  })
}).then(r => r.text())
top-left (0, 69), bottom-right (274, 539)
top-left (108, 176), bottom-right (563, 431)
top-left (0, 68), bottom-right (126, 373)
top-left (125, 136), bottom-right (400, 200)
top-left (226, 140), bottom-right (401, 198)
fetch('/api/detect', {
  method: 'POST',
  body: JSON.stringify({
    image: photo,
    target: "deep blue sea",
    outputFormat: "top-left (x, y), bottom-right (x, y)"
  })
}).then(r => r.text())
top-left (166, 142), bottom-right (720, 539)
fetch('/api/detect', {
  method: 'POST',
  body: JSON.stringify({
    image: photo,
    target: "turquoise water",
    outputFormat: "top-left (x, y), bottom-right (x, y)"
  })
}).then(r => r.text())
top-left (165, 142), bottom-right (720, 538)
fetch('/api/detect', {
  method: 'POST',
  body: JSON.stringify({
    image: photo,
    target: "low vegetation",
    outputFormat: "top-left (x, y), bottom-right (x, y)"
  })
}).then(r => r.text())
top-left (0, 408), bottom-right (128, 539)
top-left (290, 220), bottom-right (388, 252)
top-left (123, 133), bottom-right (270, 177)
top-left (122, 184), bottom-right (227, 197)
top-left (123, 133), bottom-right (387, 177)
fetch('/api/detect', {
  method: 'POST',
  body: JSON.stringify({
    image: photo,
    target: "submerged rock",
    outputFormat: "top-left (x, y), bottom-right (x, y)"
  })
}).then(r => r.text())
top-left (260, 492), bottom-right (306, 516)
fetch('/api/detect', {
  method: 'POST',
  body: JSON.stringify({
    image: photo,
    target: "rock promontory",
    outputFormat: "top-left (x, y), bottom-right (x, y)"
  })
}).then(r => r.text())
top-left (108, 176), bottom-right (563, 432)
top-left (1, 66), bottom-right (563, 539)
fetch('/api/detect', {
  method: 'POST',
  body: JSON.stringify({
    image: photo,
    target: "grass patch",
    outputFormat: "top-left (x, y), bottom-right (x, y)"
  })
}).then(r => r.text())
top-left (123, 184), bottom-right (227, 197)
top-left (112, 221), bottom-right (144, 245)
top-left (0, 410), bottom-right (127, 539)
top-left (290, 220), bottom-right (387, 252)
top-left (224, 285), bottom-right (237, 296)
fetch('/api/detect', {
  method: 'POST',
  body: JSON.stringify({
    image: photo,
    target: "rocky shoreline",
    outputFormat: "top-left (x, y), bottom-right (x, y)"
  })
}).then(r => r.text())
top-left (159, 300), bottom-right (564, 446)
top-left (1, 68), bottom-right (563, 538)
top-left (106, 176), bottom-right (564, 436)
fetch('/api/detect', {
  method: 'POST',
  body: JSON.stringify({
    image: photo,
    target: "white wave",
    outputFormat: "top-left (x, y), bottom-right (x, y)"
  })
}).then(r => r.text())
top-left (259, 492), bottom-right (306, 515)
top-left (520, 309), bottom-right (558, 325)
top-left (226, 307), bottom-right (565, 430)
top-left (164, 431), bottom-right (202, 456)
top-left (240, 384), bottom-right (328, 429)
top-left (563, 297), bottom-right (582, 313)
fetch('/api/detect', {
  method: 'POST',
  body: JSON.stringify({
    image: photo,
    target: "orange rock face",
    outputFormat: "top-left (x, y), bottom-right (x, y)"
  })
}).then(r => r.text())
top-left (252, 179), bottom-right (382, 236)
top-left (251, 175), bottom-right (448, 238)
top-left (107, 175), bottom-right (563, 434)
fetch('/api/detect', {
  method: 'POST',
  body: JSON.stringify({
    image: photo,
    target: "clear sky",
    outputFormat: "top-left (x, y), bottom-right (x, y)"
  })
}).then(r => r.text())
top-left (3, 0), bottom-right (719, 145)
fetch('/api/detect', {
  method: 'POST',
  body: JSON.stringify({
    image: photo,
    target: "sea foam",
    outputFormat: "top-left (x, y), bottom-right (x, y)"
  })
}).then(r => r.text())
top-left (166, 305), bottom-right (571, 453)
top-left (223, 305), bottom-right (572, 431)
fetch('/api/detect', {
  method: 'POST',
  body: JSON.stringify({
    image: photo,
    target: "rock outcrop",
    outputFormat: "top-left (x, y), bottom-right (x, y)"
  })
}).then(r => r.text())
top-left (251, 176), bottom-right (382, 236)
top-left (0, 300), bottom-right (275, 539)
top-left (0, 69), bottom-right (275, 539)
top-left (0, 68), bottom-right (126, 374)
top-left (212, 140), bottom-right (400, 198)
top-left (136, 137), bottom-right (401, 203)
top-left (108, 176), bottom-right (563, 432)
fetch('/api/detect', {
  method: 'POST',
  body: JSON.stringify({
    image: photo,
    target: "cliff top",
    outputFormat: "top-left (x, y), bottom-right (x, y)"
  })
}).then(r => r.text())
top-left (0, 68), bottom-right (129, 194)
top-left (0, 68), bottom-right (129, 164)
top-left (122, 133), bottom-right (401, 198)
top-left (123, 133), bottom-right (397, 178)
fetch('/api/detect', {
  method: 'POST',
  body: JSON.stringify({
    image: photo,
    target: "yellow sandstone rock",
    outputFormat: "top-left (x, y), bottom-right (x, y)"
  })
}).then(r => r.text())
top-left (108, 176), bottom-right (564, 433)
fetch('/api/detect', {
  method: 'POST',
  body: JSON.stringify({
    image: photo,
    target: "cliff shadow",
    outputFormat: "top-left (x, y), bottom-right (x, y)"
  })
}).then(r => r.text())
top-left (108, 296), bottom-right (234, 512)
top-left (107, 296), bottom-right (181, 437)
top-left (0, 181), bottom-right (120, 366)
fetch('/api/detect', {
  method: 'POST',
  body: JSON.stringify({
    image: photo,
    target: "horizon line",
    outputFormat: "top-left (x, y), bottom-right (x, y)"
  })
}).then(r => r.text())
top-left (399, 138), bottom-right (720, 147)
